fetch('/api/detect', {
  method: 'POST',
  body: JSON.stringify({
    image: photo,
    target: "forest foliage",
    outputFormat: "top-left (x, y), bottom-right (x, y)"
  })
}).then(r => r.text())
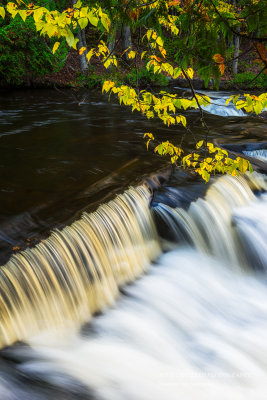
top-left (0, 0), bottom-right (266, 181)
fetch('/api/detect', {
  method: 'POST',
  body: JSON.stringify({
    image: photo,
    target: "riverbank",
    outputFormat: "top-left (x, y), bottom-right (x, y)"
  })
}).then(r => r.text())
top-left (1, 70), bottom-right (266, 92)
top-left (1, 48), bottom-right (266, 92)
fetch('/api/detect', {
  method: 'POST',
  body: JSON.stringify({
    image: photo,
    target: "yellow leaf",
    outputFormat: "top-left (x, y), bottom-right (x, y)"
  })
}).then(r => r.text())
top-left (101, 15), bottom-right (110, 31)
top-left (173, 67), bottom-right (181, 79)
top-left (19, 10), bottom-right (27, 21)
top-left (88, 13), bottom-right (98, 26)
top-left (104, 58), bottom-right (111, 69)
top-left (144, 133), bottom-right (154, 140)
top-left (156, 36), bottom-right (164, 47)
top-left (7, 2), bottom-right (18, 17)
top-left (66, 31), bottom-right (75, 47)
top-left (52, 41), bottom-right (60, 54)
top-left (205, 157), bottom-right (212, 163)
top-left (72, 38), bottom-right (79, 50)
top-left (74, 0), bottom-right (82, 8)
top-left (80, 6), bottom-right (88, 18)
top-left (33, 7), bottom-right (44, 22)
top-left (180, 115), bottom-right (187, 127)
top-left (78, 17), bottom-right (88, 29)
top-left (196, 140), bottom-right (203, 149)
top-left (128, 51), bottom-right (136, 59)
top-left (187, 68), bottom-right (194, 79)
top-left (141, 51), bottom-right (147, 60)
top-left (102, 80), bottom-right (114, 93)
top-left (146, 29), bottom-right (153, 41)
top-left (207, 143), bottom-right (215, 152)
top-left (79, 46), bottom-right (86, 55)
top-left (159, 47), bottom-right (166, 58)
top-left (0, 7), bottom-right (6, 19)
top-left (86, 48), bottom-right (94, 62)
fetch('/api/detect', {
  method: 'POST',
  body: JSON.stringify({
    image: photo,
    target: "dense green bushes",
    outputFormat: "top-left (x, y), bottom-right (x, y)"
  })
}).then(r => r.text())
top-left (231, 71), bottom-right (267, 90)
top-left (76, 65), bottom-right (104, 88)
top-left (0, 15), bottom-right (67, 85)
top-left (124, 67), bottom-right (169, 87)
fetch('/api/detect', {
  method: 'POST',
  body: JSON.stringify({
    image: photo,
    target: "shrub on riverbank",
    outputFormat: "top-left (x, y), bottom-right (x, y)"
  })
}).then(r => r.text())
top-left (229, 71), bottom-right (267, 90)
top-left (0, 16), bottom-right (67, 85)
top-left (124, 67), bottom-right (169, 87)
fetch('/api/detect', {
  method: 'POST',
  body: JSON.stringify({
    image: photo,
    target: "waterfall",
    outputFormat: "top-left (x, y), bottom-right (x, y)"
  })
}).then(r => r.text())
top-left (243, 149), bottom-right (267, 163)
top-left (203, 97), bottom-right (245, 117)
top-left (1, 171), bottom-right (267, 400)
top-left (27, 249), bottom-right (267, 400)
top-left (153, 172), bottom-right (267, 269)
top-left (0, 186), bottom-right (160, 349)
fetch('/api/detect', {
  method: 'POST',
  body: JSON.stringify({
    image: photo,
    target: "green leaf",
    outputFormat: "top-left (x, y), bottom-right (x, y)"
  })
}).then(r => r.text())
top-left (78, 17), bottom-right (88, 30)
top-left (173, 99), bottom-right (181, 109)
top-left (173, 67), bottom-right (181, 79)
top-left (101, 15), bottom-right (110, 31)
top-left (202, 170), bottom-right (210, 182)
top-left (66, 31), bottom-right (75, 47)
top-left (88, 13), bottom-right (98, 27)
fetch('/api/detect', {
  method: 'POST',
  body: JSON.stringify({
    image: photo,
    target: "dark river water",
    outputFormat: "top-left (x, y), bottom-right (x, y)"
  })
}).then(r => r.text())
top-left (0, 88), bottom-right (267, 400)
top-left (0, 88), bottom-right (266, 263)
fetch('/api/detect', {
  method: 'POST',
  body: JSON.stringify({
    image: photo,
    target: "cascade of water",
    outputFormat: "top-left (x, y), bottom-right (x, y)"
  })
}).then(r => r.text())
top-left (1, 170), bottom-right (267, 400)
top-left (243, 149), bottom-right (267, 163)
top-left (0, 186), bottom-right (160, 349)
top-left (22, 249), bottom-right (267, 400)
top-left (203, 97), bottom-right (246, 117)
top-left (233, 193), bottom-right (267, 270)
top-left (153, 173), bottom-right (267, 269)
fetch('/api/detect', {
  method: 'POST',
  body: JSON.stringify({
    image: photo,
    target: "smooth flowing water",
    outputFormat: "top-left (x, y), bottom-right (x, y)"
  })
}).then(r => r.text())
top-left (0, 88), bottom-right (266, 263)
top-left (0, 88), bottom-right (267, 400)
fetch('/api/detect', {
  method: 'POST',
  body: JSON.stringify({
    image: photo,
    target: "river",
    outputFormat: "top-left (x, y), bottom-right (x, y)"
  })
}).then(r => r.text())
top-left (0, 88), bottom-right (266, 399)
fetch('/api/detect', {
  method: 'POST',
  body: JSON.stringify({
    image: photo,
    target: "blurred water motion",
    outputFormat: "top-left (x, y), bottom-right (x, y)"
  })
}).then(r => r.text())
top-left (0, 89), bottom-right (267, 399)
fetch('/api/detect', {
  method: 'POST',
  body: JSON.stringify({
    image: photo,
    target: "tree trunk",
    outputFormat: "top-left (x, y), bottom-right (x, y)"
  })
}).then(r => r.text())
top-left (122, 25), bottom-right (132, 61)
top-left (232, 0), bottom-right (240, 75)
top-left (108, 30), bottom-right (117, 54)
top-left (232, 27), bottom-right (240, 75)
top-left (72, 0), bottom-right (88, 72)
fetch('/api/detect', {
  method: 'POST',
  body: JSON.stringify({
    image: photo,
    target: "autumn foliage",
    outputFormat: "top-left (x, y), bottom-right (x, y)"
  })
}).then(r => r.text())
top-left (0, 0), bottom-right (266, 182)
